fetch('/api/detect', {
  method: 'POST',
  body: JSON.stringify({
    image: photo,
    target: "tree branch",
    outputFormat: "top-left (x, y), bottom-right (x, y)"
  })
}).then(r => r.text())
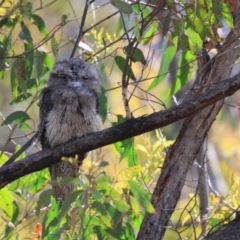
top-left (1, 73), bottom-right (240, 188)
top-left (70, 0), bottom-right (94, 58)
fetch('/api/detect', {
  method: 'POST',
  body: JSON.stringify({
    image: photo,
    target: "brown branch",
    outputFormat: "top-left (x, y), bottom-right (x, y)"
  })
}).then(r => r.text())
top-left (1, 73), bottom-right (240, 188)
top-left (70, 0), bottom-right (94, 58)
top-left (203, 215), bottom-right (240, 240)
top-left (137, 3), bottom-right (240, 239)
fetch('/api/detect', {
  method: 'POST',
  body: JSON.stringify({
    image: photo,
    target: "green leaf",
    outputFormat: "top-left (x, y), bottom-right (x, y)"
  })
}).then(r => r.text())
top-left (186, 27), bottom-right (202, 53)
top-left (51, 36), bottom-right (59, 58)
top-left (59, 190), bottom-right (82, 219)
top-left (61, 14), bottom-right (68, 25)
top-left (0, 187), bottom-right (14, 218)
top-left (98, 161), bottom-right (109, 168)
top-left (134, 16), bottom-right (141, 42)
top-left (112, 199), bottom-right (130, 213)
top-left (22, 2), bottom-right (32, 17)
top-left (28, 174), bottom-right (48, 194)
top-left (34, 50), bottom-right (45, 83)
top-left (105, 203), bottom-right (122, 226)
top-left (128, 142), bottom-right (138, 166)
top-left (96, 182), bottom-right (121, 198)
top-left (1, 111), bottom-right (30, 126)
top-left (12, 58), bottom-right (28, 94)
top-left (92, 189), bottom-right (103, 200)
top-left (112, 115), bottom-right (136, 161)
top-left (19, 22), bottom-right (32, 42)
top-left (110, 0), bottom-right (133, 14)
top-left (31, 14), bottom-right (48, 36)
top-left (148, 44), bottom-right (177, 90)
top-left (42, 199), bottom-right (60, 238)
top-left (19, 122), bottom-right (31, 130)
top-left (141, 21), bottom-right (158, 45)
top-left (10, 62), bottom-right (18, 98)
top-left (36, 189), bottom-right (52, 216)
top-left (129, 180), bottom-right (155, 213)
top-left (4, 201), bottom-right (19, 239)
top-left (10, 93), bottom-right (32, 105)
top-left (116, 16), bottom-right (123, 37)
top-left (99, 86), bottom-right (108, 123)
top-left (43, 52), bottom-right (54, 69)
top-left (169, 51), bottom-right (194, 96)
top-left (222, 2), bottom-right (233, 28)
top-left (96, 175), bottom-right (111, 183)
top-left (124, 46), bottom-right (146, 65)
top-left (130, 196), bottom-right (140, 215)
top-left (115, 56), bottom-right (136, 80)
top-left (132, 3), bottom-right (151, 17)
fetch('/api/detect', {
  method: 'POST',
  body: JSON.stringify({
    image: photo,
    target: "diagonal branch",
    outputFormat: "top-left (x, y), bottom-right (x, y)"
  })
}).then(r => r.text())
top-left (70, 0), bottom-right (94, 59)
top-left (1, 73), bottom-right (240, 188)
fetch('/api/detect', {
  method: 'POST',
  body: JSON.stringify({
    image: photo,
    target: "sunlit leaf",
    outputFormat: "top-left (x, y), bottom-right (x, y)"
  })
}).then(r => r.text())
top-left (0, 187), bottom-right (13, 218)
top-left (129, 180), bottom-right (155, 213)
top-left (141, 20), bottom-right (158, 45)
top-left (92, 189), bottom-right (103, 200)
top-left (96, 182), bottom-right (121, 198)
top-left (113, 199), bottom-right (130, 213)
top-left (222, 2), bottom-right (233, 28)
top-left (130, 196), bottom-right (140, 215)
top-left (43, 52), bottom-right (54, 69)
top-left (128, 143), bottom-right (138, 166)
top-left (137, 144), bottom-right (148, 154)
top-left (42, 199), bottom-right (60, 238)
top-left (96, 175), bottom-right (111, 183)
top-left (28, 174), bottom-right (48, 194)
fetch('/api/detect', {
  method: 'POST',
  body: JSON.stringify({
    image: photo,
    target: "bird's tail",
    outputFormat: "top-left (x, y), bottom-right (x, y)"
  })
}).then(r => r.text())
top-left (49, 156), bottom-right (82, 204)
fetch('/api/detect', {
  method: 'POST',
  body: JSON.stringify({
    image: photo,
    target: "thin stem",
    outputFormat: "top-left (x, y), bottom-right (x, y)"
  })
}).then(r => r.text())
top-left (70, 0), bottom-right (95, 59)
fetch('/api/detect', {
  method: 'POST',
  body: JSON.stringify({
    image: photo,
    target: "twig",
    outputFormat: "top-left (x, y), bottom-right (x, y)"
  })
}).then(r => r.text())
top-left (0, 0), bottom-right (23, 22)
top-left (2, 132), bottom-right (39, 167)
top-left (70, 0), bottom-right (95, 59)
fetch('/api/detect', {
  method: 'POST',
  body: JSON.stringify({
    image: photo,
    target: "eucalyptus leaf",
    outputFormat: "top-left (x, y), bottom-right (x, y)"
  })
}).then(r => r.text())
top-left (110, 0), bottom-right (133, 14)
top-left (1, 111), bottom-right (30, 126)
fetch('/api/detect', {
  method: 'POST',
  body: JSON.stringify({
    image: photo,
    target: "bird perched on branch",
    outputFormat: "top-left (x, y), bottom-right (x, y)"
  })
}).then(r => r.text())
top-left (38, 58), bottom-right (101, 203)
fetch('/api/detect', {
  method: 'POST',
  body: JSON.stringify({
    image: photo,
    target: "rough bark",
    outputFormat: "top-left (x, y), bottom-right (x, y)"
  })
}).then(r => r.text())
top-left (203, 217), bottom-right (240, 240)
top-left (137, 4), bottom-right (240, 240)
top-left (1, 73), bottom-right (240, 188)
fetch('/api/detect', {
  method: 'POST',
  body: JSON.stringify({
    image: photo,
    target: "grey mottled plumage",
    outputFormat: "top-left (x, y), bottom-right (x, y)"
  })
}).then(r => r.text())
top-left (38, 58), bottom-right (101, 203)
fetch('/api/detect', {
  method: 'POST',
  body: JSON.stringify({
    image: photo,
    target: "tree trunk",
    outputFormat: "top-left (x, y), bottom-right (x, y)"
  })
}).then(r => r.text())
top-left (137, 3), bottom-right (240, 239)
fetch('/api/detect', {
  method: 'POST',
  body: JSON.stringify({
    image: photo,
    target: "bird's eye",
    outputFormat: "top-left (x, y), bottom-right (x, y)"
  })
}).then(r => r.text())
top-left (82, 76), bottom-right (88, 81)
